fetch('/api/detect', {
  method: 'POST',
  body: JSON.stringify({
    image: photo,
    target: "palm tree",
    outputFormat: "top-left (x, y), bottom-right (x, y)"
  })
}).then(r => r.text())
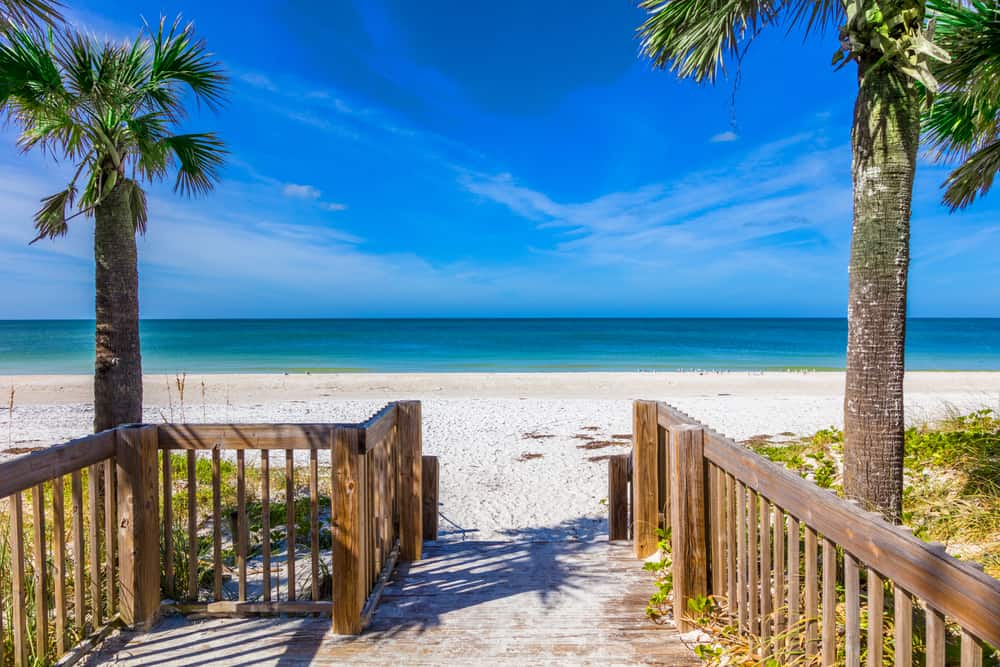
top-left (924, 0), bottom-right (1000, 210)
top-left (0, 0), bottom-right (62, 30)
top-left (0, 17), bottom-right (227, 431)
top-left (638, 0), bottom-right (949, 519)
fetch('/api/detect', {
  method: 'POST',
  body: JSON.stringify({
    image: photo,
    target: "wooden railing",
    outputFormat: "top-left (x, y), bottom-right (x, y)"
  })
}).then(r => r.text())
top-left (617, 400), bottom-right (1000, 666)
top-left (0, 428), bottom-right (130, 667)
top-left (0, 400), bottom-right (433, 665)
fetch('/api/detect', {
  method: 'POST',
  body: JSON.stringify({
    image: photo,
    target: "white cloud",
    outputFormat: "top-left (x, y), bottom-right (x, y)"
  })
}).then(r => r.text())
top-left (319, 202), bottom-right (348, 212)
top-left (237, 72), bottom-right (279, 93)
top-left (461, 132), bottom-right (852, 276)
top-left (282, 183), bottom-right (322, 199)
top-left (710, 130), bottom-right (739, 143)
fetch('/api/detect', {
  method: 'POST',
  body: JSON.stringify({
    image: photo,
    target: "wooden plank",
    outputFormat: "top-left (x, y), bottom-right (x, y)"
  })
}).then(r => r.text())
top-left (726, 473), bottom-right (737, 623)
top-left (332, 426), bottom-right (364, 635)
top-left (10, 492), bottom-right (27, 667)
top-left (773, 505), bottom-right (785, 640)
top-left (894, 585), bottom-right (913, 667)
top-left (158, 423), bottom-right (340, 450)
top-left (87, 464), bottom-right (102, 626)
top-left (709, 465), bottom-right (725, 596)
top-left (925, 603), bottom-right (946, 667)
top-left (397, 401), bottom-right (423, 561)
top-left (423, 455), bottom-right (440, 542)
top-left (286, 449), bottom-right (296, 602)
top-left (655, 401), bottom-right (1000, 646)
top-left (787, 516), bottom-right (800, 631)
top-left (212, 447), bottom-right (222, 601)
top-left (186, 450), bottom-right (198, 601)
top-left (53, 475), bottom-right (67, 655)
top-left (237, 449), bottom-right (247, 602)
top-left (748, 490), bottom-right (759, 635)
top-left (868, 568), bottom-right (884, 667)
top-left (668, 425), bottom-right (707, 633)
top-left (162, 449), bottom-right (174, 598)
top-left (804, 527), bottom-right (818, 658)
top-left (261, 450), bottom-right (271, 602)
top-left (71, 471), bottom-right (85, 634)
top-left (115, 425), bottom-right (161, 630)
top-left (170, 601), bottom-right (333, 615)
top-left (608, 454), bottom-right (629, 541)
top-left (0, 430), bottom-right (115, 499)
top-left (960, 630), bottom-right (983, 667)
top-left (360, 404), bottom-right (397, 454)
top-left (104, 458), bottom-right (116, 614)
top-left (736, 480), bottom-right (747, 633)
top-left (844, 553), bottom-right (860, 667)
top-left (32, 483), bottom-right (49, 659)
top-left (821, 539), bottom-right (837, 666)
top-left (632, 400), bottom-right (659, 559)
top-left (759, 495), bottom-right (771, 641)
top-left (310, 448), bottom-right (319, 601)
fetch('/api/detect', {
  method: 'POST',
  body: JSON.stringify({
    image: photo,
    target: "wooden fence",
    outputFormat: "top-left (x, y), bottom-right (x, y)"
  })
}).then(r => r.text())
top-left (612, 400), bottom-right (1000, 666)
top-left (0, 400), bottom-right (433, 666)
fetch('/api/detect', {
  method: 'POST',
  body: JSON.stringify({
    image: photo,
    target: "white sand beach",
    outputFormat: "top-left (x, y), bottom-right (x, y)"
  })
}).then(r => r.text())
top-left (3, 371), bottom-right (998, 541)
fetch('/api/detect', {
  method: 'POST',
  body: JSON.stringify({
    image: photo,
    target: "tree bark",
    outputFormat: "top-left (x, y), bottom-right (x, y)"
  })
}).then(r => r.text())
top-left (94, 182), bottom-right (142, 432)
top-left (843, 57), bottom-right (920, 521)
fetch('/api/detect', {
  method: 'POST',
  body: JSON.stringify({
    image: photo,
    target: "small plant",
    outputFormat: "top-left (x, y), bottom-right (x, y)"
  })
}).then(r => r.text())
top-left (176, 372), bottom-right (187, 423)
top-left (645, 527), bottom-right (674, 621)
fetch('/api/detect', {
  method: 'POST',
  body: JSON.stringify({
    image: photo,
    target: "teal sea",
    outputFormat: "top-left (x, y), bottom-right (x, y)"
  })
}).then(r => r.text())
top-left (0, 319), bottom-right (998, 374)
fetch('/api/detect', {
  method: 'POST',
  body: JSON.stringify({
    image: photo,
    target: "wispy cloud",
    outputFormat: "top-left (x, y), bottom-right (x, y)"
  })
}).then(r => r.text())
top-left (462, 133), bottom-right (851, 278)
top-left (710, 130), bottom-right (739, 143)
top-left (282, 183), bottom-right (322, 199)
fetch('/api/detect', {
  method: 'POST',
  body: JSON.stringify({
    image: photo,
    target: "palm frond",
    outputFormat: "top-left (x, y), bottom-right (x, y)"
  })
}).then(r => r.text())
top-left (0, 26), bottom-right (65, 109)
top-left (30, 184), bottom-right (75, 243)
top-left (0, 0), bottom-right (63, 31)
top-left (124, 178), bottom-right (148, 235)
top-left (941, 139), bottom-right (1000, 210)
top-left (165, 132), bottom-right (226, 196)
top-left (636, 0), bottom-right (843, 82)
top-left (145, 15), bottom-right (227, 111)
top-left (923, 0), bottom-right (1000, 209)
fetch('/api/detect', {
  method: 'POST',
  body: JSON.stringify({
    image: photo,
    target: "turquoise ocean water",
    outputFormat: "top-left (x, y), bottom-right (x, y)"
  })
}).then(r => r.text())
top-left (0, 319), bottom-right (998, 374)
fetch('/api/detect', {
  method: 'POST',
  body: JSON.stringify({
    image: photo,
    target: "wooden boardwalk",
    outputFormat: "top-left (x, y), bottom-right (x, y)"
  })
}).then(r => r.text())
top-left (88, 539), bottom-right (697, 666)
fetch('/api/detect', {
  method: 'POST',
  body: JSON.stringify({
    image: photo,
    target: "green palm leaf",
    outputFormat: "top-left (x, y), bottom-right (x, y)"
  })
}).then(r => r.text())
top-left (0, 18), bottom-right (228, 239)
top-left (923, 0), bottom-right (1000, 209)
top-left (0, 0), bottom-right (62, 31)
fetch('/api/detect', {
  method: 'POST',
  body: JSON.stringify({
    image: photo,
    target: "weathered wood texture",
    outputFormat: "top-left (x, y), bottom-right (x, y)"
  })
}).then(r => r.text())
top-left (654, 401), bottom-right (1000, 648)
top-left (115, 425), bottom-right (161, 629)
top-left (422, 455), bottom-right (439, 542)
top-left (608, 453), bottom-right (630, 541)
top-left (0, 431), bottom-right (115, 498)
top-left (632, 400), bottom-right (659, 558)
top-left (397, 401), bottom-right (423, 562)
top-left (86, 540), bottom-right (698, 666)
top-left (668, 425), bottom-right (707, 632)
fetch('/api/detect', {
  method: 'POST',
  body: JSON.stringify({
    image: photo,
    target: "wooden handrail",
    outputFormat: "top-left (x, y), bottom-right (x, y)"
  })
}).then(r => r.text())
top-left (0, 430), bottom-right (116, 499)
top-left (157, 423), bottom-right (346, 450)
top-left (652, 400), bottom-right (1000, 648)
top-left (359, 403), bottom-right (397, 453)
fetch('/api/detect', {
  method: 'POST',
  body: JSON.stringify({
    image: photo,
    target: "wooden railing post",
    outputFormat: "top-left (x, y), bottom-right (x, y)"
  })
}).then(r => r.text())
top-left (332, 426), bottom-right (364, 635)
top-left (422, 455), bottom-right (439, 541)
top-left (608, 454), bottom-right (630, 541)
top-left (115, 425), bottom-right (160, 630)
top-left (398, 401), bottom-right (423, 561)
top-left (669, 424), bottom-right (708, 632)
top-left (633, 400), bottom-right (660, 558)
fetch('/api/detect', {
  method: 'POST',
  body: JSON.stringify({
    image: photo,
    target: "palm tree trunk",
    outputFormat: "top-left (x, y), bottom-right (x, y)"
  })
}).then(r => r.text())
top-left (93, 182), bottom-right (142, 432)
top-left (843, 58), bottom-right (920, 521)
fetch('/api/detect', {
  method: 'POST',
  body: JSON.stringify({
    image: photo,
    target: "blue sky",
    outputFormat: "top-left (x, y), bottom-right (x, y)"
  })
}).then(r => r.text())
top-left (1, 0), bottom-right (998, 318)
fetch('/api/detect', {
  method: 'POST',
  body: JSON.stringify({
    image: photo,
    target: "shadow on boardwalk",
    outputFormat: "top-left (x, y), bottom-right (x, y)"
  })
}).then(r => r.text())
top-left (87, 518), bottom-right (696, 666)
